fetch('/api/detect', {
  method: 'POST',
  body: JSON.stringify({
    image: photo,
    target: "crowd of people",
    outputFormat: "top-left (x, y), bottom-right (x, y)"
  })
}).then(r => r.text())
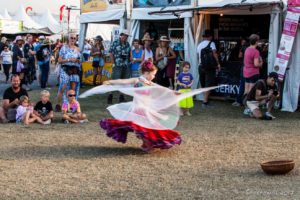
top-left (0, 28), bottom-right (281, 126)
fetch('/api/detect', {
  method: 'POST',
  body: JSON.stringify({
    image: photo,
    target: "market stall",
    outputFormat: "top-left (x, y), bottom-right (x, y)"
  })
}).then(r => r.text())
top-left (192, 0), bottom-right (284, 100)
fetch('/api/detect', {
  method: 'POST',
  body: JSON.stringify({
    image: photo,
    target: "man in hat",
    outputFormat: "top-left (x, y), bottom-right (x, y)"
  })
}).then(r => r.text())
top-left (246, 72), bottom-right (280, 120)
top-left (197, 29), bottom-right (221, 108)
top-left (107, 29), bottom-right (131, 104)
top-left (36, 38), bottom-right (51, 89)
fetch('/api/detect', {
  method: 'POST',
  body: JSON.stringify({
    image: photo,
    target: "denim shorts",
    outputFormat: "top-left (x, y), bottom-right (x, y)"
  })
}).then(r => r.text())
top-left (111, 65), bottom-right (131, 80)
top-left (245, 74), bottom-right (259, 83)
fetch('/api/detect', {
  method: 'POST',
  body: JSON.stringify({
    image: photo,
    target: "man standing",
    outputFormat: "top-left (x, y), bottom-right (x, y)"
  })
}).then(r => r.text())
top-left (35, 35), bottom-right (45, 87)
top-left (0, 75), bottom-right (28, 123)
top-left (107, 29), bottom-right (131, 104)
top-left (246, 72), bottom-right (279, 120)
top-left (197, 30), bottom-right (221, 108)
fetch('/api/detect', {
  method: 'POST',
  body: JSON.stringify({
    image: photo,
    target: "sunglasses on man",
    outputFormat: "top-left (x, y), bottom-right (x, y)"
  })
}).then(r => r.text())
top-left (68, 94), bottom-right (76, 97)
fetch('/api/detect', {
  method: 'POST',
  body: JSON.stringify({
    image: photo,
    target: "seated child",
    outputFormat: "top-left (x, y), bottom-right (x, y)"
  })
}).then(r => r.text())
top-left (33, 90), bottom-right (54, 124)
top-left (177, 61), bottom-right (194, 116)
top-left (62, 90), bottom-right (88, 124)
top-left (16, 95), bottom-right (48, 125)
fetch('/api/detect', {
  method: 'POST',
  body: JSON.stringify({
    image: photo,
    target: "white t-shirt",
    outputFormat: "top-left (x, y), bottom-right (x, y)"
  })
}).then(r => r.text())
top-left (83, 43), bottom-right (91, 54)
top-left (1, 51), bottom-right (13, 64)
top-left (197, 40), bottom-right (216, 65)
top-left (144, 48), bottom-right (153, 61)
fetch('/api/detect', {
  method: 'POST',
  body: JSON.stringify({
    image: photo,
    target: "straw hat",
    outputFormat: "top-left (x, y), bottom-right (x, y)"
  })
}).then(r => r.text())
top-left (158, 36), bottom-right (170, 42)
top-left (42, 38), bottom-right (50, 46)
top-left (142, 35), bottom-right (153, 42)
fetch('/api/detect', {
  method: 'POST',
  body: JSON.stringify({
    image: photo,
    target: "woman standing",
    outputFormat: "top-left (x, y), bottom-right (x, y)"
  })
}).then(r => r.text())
top-left (155, 36), bottom-right (176, 88)
top-left (91, 35), bottom-right (105, 85)
top-left (55, 33), bottom-right (81, 112)
top-left (12, 36), bottom-right (24, 75)
top-left (0, 45), bottom-right (13, 83)
top-left (23, 34), bottom-right (37, 89)
top-left (243, 34), bottom-right (263, 114)
top-left (142, 35), bottom-right (153, 61)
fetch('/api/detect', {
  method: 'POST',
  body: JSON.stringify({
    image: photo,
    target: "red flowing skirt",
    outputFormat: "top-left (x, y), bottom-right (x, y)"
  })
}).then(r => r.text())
top-left (100, 119), bottom-right (181, 151)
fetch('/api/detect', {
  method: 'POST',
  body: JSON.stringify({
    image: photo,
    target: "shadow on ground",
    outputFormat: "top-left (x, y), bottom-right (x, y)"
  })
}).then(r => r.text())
top-left (0, 145), bottom-right (146, 160)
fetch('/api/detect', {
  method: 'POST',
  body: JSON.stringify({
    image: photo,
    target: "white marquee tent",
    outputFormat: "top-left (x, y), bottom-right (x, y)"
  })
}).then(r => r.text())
top-left (13, 6), bottom-right (42, 29)
top-left (1, 8), bottom-right (12, 20)
top-left (38, 9), bottom-right (62, 34)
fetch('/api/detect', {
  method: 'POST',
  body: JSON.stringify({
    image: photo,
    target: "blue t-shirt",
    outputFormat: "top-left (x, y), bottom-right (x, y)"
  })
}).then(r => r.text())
top-left (131, 49), bottom-right (143, 70)
top-left (177, 72), bottom-right (193, 89)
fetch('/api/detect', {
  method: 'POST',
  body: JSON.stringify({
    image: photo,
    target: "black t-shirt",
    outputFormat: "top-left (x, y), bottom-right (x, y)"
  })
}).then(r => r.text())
top-left (247, 79), bottom-right (277, 101)
top-left (3, 87), bottom-right (28, 108)
top-left (34, 101), bottom-right (53, 117)
top-left (23, 43), bottom-right (34, 59)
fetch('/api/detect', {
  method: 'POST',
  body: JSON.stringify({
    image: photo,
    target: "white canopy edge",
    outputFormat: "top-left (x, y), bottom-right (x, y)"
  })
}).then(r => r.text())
top-left (197, 0), bottom-right (284, 7)
top-left (80, 9), bottom-right (125, 24)
top-left (133, 6), bottom-right (193, 20)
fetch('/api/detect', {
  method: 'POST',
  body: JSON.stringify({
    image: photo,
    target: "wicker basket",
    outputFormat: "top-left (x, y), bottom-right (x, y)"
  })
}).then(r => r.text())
top-left (260, 160), bottom-right (295, 175)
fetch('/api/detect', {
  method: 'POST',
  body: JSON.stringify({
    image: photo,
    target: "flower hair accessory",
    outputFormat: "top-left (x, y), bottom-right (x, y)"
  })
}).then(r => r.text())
top-left (142, 60), bottom-right (153, 71)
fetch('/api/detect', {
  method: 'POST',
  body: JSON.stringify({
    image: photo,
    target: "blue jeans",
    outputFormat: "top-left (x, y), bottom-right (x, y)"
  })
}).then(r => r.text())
top-left (237, 67), bottom-right (245, 104)
top-left (40, 62), bottom-right (50, 89)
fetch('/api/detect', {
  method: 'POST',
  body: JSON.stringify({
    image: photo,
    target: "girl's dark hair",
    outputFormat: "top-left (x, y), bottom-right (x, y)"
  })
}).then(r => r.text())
top-left (132, 39), bottom-right (140, 45)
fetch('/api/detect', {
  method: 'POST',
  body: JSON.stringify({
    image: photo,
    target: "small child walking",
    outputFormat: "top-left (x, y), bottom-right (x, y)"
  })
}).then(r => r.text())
top-left (177, 61), bottom-right (194, 116)
top-left (16, 95), bottom-right (47, 125)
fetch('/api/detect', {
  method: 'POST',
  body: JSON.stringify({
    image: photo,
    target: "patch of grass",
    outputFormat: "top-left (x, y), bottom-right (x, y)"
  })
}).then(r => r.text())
top-left (0, 86), bottom-right (299, 199)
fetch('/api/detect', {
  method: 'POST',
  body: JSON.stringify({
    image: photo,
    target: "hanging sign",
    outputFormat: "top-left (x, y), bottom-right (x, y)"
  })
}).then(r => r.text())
top-left (0, 19), bottom-right (23, 34)
top-left (81, 0), bottom-right (107, 13)
top-left (289, 0), bottom-right (300, 6)
top-left (273, 7), bottom-right (300, 81)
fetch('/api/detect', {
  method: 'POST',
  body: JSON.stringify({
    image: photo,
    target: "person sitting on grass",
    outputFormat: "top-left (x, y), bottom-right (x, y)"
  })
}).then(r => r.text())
top-left (16, 95), bottom-right (49, 125)
top-left (33, 90), bottom-right (54, 124)
top-left (62, 89), bottom-right (88, 124)
top-left (177, 61), bottom-right (194, 116)
top-left (246, 72), bottom-right (279, 120)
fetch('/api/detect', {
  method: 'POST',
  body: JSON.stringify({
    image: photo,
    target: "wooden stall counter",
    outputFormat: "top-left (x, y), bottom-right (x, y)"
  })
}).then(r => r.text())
top-left (82, 61), bottom-right (112, 85)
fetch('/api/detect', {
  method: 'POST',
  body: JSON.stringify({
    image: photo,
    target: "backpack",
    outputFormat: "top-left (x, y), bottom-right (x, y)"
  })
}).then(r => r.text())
top-left (36, 46), bottom-right (47, 62)
top-left (200, 42), bottom-right (217, 70)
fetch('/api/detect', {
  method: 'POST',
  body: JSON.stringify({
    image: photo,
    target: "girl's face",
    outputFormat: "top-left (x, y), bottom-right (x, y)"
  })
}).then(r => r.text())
top-left (68, 92), bottom-right (76, 102)
top-left (22, 100), bottom-right (29, 107)
top-left (143, 70), bottom-right (157, 81)
top-left (182, 65), bottom-right (190, 73)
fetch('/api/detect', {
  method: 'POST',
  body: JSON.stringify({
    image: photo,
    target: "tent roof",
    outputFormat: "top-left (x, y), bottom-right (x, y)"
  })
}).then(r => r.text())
top-left (1, 8), bottom-right (12, 19)
top-left (38, 9), bottom-right (62, 34)
top-left (12, 5), bottom-right (42, 29)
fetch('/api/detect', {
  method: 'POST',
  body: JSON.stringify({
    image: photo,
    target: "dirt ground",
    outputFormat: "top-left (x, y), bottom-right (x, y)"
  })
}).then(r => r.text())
top-left (0, 87), bottom-right (299, 199)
